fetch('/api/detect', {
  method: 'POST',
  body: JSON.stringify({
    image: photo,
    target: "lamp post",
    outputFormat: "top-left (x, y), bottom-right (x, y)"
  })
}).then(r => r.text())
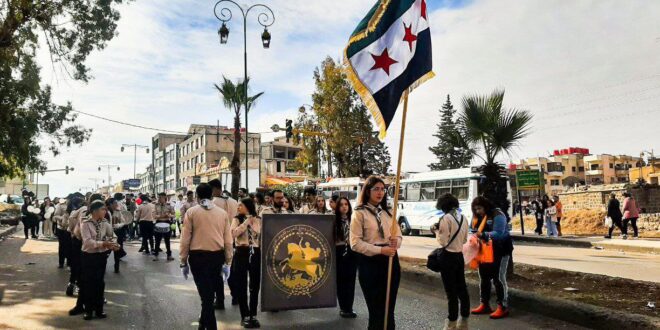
top-left (98, 165), bottom-right (120, 193)
top-left (28, 166), bottom-right (74, 199)
top-left (121, 144), bottom-right (150, 179)
top-left (214, 0), bottom-right (275, 192)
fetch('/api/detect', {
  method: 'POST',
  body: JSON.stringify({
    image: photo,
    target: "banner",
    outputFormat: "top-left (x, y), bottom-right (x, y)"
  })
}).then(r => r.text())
top-left (260, 214), bottom-right (336, 311)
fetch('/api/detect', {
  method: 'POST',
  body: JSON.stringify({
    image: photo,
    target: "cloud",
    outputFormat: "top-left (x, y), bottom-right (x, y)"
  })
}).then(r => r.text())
top-left (35, 0), bottom-right (660, 196)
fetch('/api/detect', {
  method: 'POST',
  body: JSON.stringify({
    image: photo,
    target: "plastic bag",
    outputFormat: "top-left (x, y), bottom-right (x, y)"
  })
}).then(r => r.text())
top-left (604, 216), bottom-right (613, 228)
top-left (462, 234), bottom-right (480, 265)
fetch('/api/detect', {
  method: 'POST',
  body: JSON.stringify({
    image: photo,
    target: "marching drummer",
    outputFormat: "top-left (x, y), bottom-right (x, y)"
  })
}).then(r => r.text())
top-left (153, 192), bottom-right (175, 261)
top-left (350, 176), bottom-right (402, 330)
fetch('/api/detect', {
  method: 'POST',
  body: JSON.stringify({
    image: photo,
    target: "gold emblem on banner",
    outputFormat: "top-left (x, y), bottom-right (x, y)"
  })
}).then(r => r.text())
top-left (266, 224), bottom-right (331, 297)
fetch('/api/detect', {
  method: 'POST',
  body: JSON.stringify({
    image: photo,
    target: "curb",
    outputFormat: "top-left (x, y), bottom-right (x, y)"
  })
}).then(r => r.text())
top-left (0, 225), bottom-right (17, 239)
top-left (398, 256), bottom-right (660, 330)
top-left (511, 234), bottom-right (660, 254)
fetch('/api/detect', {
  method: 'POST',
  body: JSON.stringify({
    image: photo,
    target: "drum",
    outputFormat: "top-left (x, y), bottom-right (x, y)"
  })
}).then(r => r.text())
top-left (44, 206), bottom-right (55, 219)
top-left (154, 222), bottom-right (171, 234)
top-left (27, 205), bottom-right (40, 214)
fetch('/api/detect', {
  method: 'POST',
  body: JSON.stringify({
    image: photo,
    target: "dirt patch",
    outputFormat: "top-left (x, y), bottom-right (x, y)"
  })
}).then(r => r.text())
top-left (512, 211), bottom-right (660, 238)
top-left (405, 258), bottom-right (659, 318)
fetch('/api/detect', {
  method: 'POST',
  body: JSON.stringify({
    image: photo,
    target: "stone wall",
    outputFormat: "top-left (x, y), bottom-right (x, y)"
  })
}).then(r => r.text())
top-left (630, 186), bottom-right (660, 213)
top-left (558, 185), bottom-right (660, 213)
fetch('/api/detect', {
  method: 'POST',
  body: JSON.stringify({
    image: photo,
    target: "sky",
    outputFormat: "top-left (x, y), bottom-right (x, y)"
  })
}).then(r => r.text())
top-left (35, 0), bottom-right (660, 197)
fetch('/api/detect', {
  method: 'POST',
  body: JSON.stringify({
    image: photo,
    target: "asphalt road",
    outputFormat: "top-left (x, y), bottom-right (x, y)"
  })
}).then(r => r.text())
top-left (0, 231), bottom-right (585, 329)
top-left (399, 235), bottom-right (660, 283)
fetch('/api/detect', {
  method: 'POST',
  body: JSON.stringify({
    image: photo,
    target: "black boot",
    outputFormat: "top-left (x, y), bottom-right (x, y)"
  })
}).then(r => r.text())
top-left (249, 316), bottom-right (261, 328)
top-left (68, 305), bottom-right (84, 316)
top-left (83, 312), bottom-right (94, 321)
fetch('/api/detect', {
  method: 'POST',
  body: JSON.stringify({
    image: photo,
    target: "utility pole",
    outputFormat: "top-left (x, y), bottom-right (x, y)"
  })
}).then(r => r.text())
top-left (28, 166), bottom-right (74, 198)
top-left (121, 144), bottom-right (149, 179)
top-left (98, 165), bottom-right (120, 193)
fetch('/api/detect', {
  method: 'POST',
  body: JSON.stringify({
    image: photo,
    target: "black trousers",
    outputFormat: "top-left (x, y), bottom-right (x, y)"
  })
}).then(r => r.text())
top-left (80, 252), bottom-right (109, 313)
top-left (113, 226), bottom-right (128, 271)
top-left (439, 252), bottom-right (470, 321)
top-left (608, 217), bottom-right (625, 236)
top-left (534, 214), bottom-right (544, 234)
top-left (69, 237), bottom-right (83, 285)
top-left (189, 250), bottom-right (225, 330)
top-left (57, 228), bottom-right (71, 267)
top-left (154, 222), bottom-right (171, 257)
top-left (358, 253), bottom-right (400, 330)
top-left (139, 221), bottom-right (154, 252)
top-left (336, 245), bottom-right (357, 312)
top-left (478, 254), bottom-right (510, 308)
top-left (623, 217), bottom-right (639, 237)
top-left (233, 247), bottom-right (261, 318)
top-left (22, 219), bottom-right (36, 238)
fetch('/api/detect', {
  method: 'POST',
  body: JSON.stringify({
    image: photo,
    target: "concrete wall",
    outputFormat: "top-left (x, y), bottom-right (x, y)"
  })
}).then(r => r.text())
top-left (558, 185), bottom-right (660, 213)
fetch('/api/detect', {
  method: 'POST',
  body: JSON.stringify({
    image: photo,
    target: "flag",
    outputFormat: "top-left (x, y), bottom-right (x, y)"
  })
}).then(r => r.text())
top-left (344, 0), bottom-right (434, 139)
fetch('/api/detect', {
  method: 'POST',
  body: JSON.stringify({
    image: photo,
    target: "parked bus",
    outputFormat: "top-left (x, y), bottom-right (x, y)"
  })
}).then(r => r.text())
top-left (317, 177), bottom-right (363, 209)
top-left (391, 168), bottom-right (511, 236)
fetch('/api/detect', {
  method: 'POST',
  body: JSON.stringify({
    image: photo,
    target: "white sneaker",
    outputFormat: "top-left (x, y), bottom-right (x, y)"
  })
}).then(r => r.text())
top-left (443, 319), bottom-right (457, 330)
top-left (457, 317), bottom-right (469, 330)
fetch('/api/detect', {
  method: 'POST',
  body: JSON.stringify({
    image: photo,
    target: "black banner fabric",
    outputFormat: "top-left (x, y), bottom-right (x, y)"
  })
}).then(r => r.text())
top-left (260, 214), bottom-right (337, 311)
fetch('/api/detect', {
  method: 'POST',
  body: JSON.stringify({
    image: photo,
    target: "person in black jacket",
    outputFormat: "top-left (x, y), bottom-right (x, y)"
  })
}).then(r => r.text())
top-left (605, 193), bottom-right (625, 239)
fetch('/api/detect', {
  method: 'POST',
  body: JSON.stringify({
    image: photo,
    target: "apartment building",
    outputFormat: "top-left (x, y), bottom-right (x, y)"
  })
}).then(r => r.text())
top-left (151, 133), bottom-right (187, 194)
top-left (164, 143), bottom-right (180, 194)
top-left (260, 136), bottom-right (302, 177)
top-left (584, 154), bottom-right (641, 185)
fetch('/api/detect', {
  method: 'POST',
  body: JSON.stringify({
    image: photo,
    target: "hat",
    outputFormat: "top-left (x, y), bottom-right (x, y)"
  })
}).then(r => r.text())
top-left (89, 200), bottom-right (106, 213)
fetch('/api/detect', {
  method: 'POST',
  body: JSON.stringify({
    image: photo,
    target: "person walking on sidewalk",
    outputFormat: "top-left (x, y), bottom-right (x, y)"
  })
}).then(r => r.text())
top-left (470, 196), bottom-right (513, 320)
top-left (605, 193), bottom-right (625, 239)
top-left (553, 196), bottom-right (563, 237)
top-left (432, 193), bottom-right (469, 330)
top-left (544, 199), bottom-right (558, 238)
top-left (622, 192), bottom-right (640, 238)
top-left (531, 196), bottom-right (544, 235)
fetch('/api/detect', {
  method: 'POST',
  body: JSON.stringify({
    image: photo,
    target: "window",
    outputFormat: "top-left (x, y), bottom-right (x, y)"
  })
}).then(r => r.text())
top-left (609, 163), bottom-right (614, 169)
top-left (451, 179), bottom-right (469, 200)
top-left (590, 164), bottom-right (599, 170)
top-left (201, 135), bottom-right (204, 146)
top-left (571, 166), bottom-right (576, 172)
top-left (276, 161), bottom-right (282, 173)
top-left (201, 153), bottom-right (204, 163)
top-left (550, 179), bottom-right (560, 185)
top-left (421, 182), bottom-right (435, 200)
top-left (407, 182), bottom-right (420, 201)
top-left (433, 180), bottom-right (450, 199)
top-left (195, 139), bottom-right (199, 149)
top-left (578, 166), bottom-right (585, 172)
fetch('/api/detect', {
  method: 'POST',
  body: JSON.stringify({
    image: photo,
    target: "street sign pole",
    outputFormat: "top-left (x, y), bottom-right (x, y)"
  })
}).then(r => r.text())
top-left (516, 169), bottom-right (545, 236)
top-left (518, 189), bottom-right (525, 235)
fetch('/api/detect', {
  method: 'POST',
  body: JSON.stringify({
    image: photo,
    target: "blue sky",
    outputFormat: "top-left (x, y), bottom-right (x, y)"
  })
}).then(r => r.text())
top-left (37, 0), bottom-right (660, 197)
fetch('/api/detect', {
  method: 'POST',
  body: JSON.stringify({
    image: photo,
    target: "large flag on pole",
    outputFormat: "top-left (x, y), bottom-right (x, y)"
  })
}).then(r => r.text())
top-left (344, 0), bottom-right (434, 139)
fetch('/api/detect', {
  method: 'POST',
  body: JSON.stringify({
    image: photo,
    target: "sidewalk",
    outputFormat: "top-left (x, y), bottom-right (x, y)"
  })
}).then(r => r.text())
top-left (0, 224), bottom-right (17, 239)
top-left (511, 231), bottom-right (660, 254)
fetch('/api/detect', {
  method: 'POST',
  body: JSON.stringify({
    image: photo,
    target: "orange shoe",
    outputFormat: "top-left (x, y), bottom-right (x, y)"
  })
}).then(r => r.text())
top-left (489, 304), bottom-right (509, 319)
top-left (471, 303), bottom-right (492, 315)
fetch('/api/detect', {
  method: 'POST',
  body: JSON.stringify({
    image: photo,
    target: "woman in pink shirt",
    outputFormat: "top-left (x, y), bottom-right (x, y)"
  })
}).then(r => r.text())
top-left (622, 192), bottom-right (640, 238)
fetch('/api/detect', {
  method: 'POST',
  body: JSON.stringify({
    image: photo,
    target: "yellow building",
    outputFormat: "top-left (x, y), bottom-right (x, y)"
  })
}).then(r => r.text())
top-left (629, 163), bottom-right (660, 185)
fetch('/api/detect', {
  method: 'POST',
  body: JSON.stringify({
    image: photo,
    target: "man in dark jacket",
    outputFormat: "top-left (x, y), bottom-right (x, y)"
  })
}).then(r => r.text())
top-left (605, 193), bottom-right (625, 239)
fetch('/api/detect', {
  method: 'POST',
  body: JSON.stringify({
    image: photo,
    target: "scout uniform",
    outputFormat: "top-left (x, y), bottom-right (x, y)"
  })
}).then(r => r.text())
top-left (79, 212), bottom-right (114, 319)
top-left (153, 202), bottom-right (174, 260)
top-left (135, 202), bottom-right (155, 254)
top-left (231, 215), bottom-right (262, 325)
top-left (52, 202), bottom-right (70, 268)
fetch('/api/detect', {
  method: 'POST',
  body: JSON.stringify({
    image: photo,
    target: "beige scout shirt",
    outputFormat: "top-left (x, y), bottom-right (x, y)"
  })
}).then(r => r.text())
top-left (68, 206), bottom-right (88, 240)
top-left (180, 200), bottom-right (197, 219)
top-left (298, 204), bottom-right (314, 214)
top-left (53, 203), bottom-right (68, 230)
top-left (231, 216), bottom-right (261, 248)
top-left (435, 212), bottom-right (468, 253)
top-left (259, 205), bottom-right (292, 217)
top-left (350, 203), bottom-right (403, 257)
top-left (81, 217), bottom-right (114, 253)
top-left (153, 202), bottom-right (174, 222)
top-left (213, 197), bottom-right (238, 220)
top-left (180, 205), bottom-right (233, 264)
top-left (135, 203), bottom-right (155, 222)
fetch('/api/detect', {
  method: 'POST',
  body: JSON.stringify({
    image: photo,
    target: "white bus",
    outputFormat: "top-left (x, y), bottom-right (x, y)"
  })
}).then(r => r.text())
top-left (317, 177), bottom-right (363, 209)
top-left (392, 168), bottom-right (511, 236)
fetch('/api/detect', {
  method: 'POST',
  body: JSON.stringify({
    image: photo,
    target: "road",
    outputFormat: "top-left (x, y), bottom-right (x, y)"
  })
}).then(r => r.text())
top-left (399, 235), bottom-right (660, 283)
top-left (0, 231), bottom-right (585, 329)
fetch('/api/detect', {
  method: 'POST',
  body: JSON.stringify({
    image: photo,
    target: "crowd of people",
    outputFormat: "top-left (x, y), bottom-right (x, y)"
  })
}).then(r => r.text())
top-left (16, 174), bottom-right (516, 330)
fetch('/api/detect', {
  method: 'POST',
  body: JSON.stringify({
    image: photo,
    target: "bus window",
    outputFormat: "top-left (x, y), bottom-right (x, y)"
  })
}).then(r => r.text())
top-left (407, 182), bottom-right (420, 201)
top-left (434, 180), bottom-right (451, 198)
top-left (421, 182), bottom-right (435, 200)
top-left (451, 179), bottom-right (469, 200)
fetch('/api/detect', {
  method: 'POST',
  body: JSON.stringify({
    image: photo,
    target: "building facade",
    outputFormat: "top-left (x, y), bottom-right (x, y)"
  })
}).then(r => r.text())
top-left (164, 143), bottom-right (180, 194)
top-left (260, 136), bottom-right (302, 178)
top-left (151, 133), bottom-right (187, 194)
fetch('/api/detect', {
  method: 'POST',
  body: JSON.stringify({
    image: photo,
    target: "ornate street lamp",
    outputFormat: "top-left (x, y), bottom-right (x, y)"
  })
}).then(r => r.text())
top-left (213, 0), bottom-right (275, 192)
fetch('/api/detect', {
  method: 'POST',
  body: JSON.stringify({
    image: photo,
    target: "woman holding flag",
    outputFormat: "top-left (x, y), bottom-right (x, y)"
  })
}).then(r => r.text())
top-left (350, 176), bottom-right (402, 330)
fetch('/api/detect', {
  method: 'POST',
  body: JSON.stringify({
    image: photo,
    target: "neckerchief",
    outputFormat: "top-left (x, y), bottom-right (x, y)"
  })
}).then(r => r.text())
top-left (363, 204), bottom-right (385, 239)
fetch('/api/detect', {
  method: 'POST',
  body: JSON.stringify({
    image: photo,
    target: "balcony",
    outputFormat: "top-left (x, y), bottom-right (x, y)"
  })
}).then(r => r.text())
top-left (586, 169), bottom-right (603, 176)
top-left (547, 171), bottom-right (563, 177)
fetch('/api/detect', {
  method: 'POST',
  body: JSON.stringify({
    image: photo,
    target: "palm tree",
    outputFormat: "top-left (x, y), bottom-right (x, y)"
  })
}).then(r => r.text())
top-left (214, 76), bottom-right (264, 198)
top-left (459, 89), bottom-right (533, 215)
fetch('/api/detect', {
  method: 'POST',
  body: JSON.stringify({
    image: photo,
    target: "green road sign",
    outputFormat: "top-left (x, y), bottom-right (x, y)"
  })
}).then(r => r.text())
top-left (516, 170), bottom-right (542, 190)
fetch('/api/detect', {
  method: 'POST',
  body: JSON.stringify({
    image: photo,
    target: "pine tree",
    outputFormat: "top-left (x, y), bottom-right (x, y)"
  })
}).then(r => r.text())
top-left (428, 95), bottom-right (473, 170)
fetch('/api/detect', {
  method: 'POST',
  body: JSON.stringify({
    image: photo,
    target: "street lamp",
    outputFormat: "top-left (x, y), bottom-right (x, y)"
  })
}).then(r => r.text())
top-left (214, 0), bottom-right (275, 193)
top-left (121, 144), bottom-right (150, 179)
top-left (98, 164), bottom-right (120, 190)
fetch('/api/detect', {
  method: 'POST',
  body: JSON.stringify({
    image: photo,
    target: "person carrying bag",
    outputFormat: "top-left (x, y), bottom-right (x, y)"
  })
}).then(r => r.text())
top-left (429, 193), bottom-right (470, 330)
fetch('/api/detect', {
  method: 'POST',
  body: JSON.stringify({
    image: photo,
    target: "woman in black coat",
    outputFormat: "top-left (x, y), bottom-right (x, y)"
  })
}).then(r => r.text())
top-left (605, 193), bottom-right (625, 239)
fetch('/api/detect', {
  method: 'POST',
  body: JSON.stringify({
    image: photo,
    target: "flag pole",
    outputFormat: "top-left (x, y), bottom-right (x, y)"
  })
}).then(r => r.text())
top-left (383, 89), bottom-right (409, 330)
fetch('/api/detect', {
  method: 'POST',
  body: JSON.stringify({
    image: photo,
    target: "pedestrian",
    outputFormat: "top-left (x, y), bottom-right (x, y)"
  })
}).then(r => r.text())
top-left (307, 195), bottom-right (329, 214)
top-left (21, 196), bottom-right (38, 239)
top-left (260, 190), bottom-right (291, 216)
top-left (125, 194), bottom-right (137, 240)
top-left (470, 196), bottom-right (513, 320)
top-left (79, 200), bottom-right (120, 320)
top-left (298, 187), bottom-right (317, 214)
top-left (153, 192), bottom-right (175, 261)
top-left (350, 176), bottom-right (402, 330)
top-left (238, 188), bottom-right (248, 199)
top-left (264, 191), bottom-right (273, 207)
top-left (179, 183), bottom-right (233, 330)
top-left (135, 195), bottom-right (155, 254)
top-left (33, 198), bottom-right (42, 237)
top-left (431, 193), bottom-right (469, 330)
top-left (605, 193), bottom-right (625, 239)
top-left (231, 197), bottom-right (262, 328)
top-left (173, 194), bottom-right (184, 238)
top-left (209, 179), bottom-right (238, 306)
top-left (531, 197), bottom-right (543, 235)
top-left (41, 197), bottom-right (54, 238)
top-left (53, 198), bottom-right (71, 269)
top-left (335, 196), bottom-right (358, 319)
top-left (329, 194), bottom-right (339, 212)
top-left (553, 196), bottom-right (563, 237)
top-left (622, 192), bottom-right (640, 238)
top-left (253, 192), bottom-right (267, 215)
top-left (107, 198), bottom-right (128, 273)
top-left (544, 199), bottom-right (558, 238)
top-left (180, 190), bottom-right (197, 221)
top-left (283, 195), bottom-right (295, 213)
